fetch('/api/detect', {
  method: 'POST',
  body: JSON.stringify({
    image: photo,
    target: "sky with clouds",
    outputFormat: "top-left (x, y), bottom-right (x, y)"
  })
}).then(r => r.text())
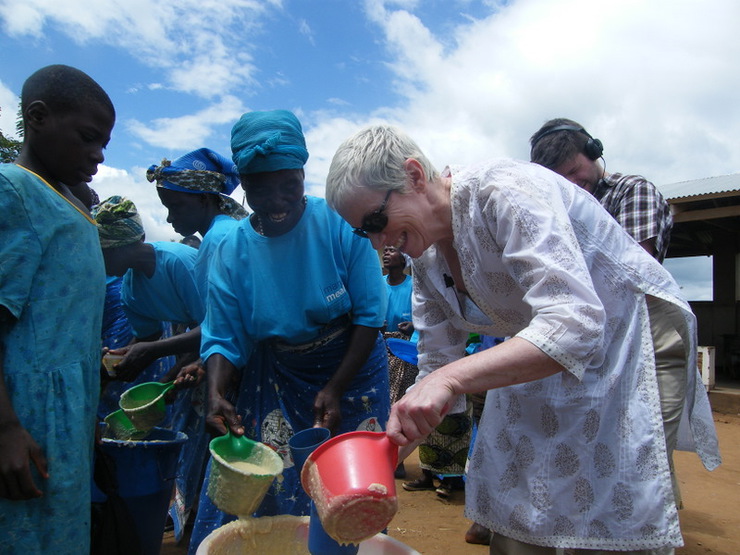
top-left (1, 0), bottom-right (737, 298)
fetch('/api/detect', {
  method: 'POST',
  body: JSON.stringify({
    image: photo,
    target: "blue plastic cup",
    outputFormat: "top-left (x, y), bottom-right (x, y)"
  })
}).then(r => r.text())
top-left (309, 500), bottom-right (360, 555)
top-left (289, 427), bottom-right (355, 554)
top-left (288, 427), bottom-right (331, 472)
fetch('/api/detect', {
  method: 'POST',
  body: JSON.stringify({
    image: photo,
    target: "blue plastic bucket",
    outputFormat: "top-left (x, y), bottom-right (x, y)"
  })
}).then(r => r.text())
top-left (94, 427), bottom-right (187, 555)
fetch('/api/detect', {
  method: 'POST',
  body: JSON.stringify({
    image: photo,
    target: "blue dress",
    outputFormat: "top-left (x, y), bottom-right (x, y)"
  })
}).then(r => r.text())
top-left (0, 164), bottom-right (105, 554)
top-left (189, 197), bottom-right (390, 553)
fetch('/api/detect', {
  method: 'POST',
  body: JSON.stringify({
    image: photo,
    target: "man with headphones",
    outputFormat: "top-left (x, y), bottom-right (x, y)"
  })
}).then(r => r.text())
top-left (529, 118), bottom-right (672, 260)
top-left (530, 118), bottom-right (689, 514)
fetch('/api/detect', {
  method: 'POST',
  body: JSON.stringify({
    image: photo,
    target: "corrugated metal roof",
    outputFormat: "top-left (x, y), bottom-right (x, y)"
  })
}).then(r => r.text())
top-left (659, 173), bottom-right (740, 201)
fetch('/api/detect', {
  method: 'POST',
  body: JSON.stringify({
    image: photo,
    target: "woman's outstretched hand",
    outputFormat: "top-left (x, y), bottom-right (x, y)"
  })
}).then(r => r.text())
top-left (108, 343), bottom-right (155, 382)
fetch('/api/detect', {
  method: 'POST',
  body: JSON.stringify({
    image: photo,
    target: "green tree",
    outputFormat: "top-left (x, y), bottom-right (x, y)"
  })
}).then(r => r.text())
top-left (0, 106), bottom-right (22, 163)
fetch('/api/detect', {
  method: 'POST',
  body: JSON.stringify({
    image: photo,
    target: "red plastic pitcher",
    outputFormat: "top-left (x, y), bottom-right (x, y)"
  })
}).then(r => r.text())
top-left (301, 431), bottom-right (399, 545)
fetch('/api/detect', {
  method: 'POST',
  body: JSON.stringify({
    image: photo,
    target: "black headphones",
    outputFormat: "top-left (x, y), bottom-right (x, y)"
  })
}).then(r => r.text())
top-left (533, 125), bottom-right (604, 161)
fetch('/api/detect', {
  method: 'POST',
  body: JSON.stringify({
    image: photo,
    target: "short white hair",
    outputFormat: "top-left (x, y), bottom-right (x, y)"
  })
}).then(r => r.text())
top-left (325, 125), bottom-right (439, 209)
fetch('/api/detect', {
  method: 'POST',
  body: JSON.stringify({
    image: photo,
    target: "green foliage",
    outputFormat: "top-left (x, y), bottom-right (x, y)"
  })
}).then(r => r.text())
top-left (0, 130), bottom-right (22, 163)
top-left (0, 106), bottom-right (22, 163)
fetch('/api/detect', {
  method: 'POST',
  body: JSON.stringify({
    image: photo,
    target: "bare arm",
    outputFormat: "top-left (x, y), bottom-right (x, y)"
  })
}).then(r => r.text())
top-left (387, 337), bottom-right (564, 445)
top-left (0, 306), bottom-right (48, 499)
top-left (313, 325), bottom-right (380, 433)
top-left (639, 238), bottom-right (658, 259)
top-left (111, 326), bottom-right (201, 381)
top-left (205, 353), bottom-right (242, 436)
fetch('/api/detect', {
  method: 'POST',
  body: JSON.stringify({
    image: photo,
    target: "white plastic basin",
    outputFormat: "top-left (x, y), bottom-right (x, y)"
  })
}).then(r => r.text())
top-left (195, 515), bottom-right (420, 555)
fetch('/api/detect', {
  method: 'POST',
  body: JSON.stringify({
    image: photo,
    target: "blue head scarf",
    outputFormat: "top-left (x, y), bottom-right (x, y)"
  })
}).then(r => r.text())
top-left (230, 110), bottom-right (309, 175)
top-left (146, 148), bottom-right (240, 195)
top-left (146, 148), bottom-right (248, 219)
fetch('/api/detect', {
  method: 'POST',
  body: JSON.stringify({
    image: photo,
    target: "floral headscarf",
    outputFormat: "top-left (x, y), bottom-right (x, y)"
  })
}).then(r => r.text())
top-left (92, 195), bottom-right (145, 248)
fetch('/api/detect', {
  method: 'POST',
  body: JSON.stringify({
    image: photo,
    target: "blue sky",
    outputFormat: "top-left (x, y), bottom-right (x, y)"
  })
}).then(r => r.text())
top-left (1, 0), bottom-right (737, 298)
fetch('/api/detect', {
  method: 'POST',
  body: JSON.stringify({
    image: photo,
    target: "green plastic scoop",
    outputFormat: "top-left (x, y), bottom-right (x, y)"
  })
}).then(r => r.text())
top-left (119, 380), bottom-right (175, 431)
top-left (207, 430), bottom-right (284, 516)
top-left (103, 409), bottom-right (150, 441)
top-left (210, 429), bottom-right (260, 461)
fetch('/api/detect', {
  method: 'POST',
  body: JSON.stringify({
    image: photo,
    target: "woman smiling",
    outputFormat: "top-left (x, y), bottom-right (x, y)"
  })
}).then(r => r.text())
top-left (188, 111), bottom-right (390, 553)
top-left (325, 124), bottom-right (720, 554)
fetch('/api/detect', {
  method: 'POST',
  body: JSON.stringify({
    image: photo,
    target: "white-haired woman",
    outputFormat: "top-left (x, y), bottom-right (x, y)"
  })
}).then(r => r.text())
top-left (325, 125), bottom-right (720, 554)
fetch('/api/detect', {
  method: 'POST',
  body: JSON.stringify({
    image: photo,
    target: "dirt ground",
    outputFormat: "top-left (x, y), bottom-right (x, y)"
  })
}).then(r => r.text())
top-left (163, 412), bottom-right (740, 554)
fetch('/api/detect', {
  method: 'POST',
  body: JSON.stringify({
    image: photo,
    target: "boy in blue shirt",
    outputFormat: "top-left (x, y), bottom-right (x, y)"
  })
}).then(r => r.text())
top-left (0, 64), bottom-right (115, 554)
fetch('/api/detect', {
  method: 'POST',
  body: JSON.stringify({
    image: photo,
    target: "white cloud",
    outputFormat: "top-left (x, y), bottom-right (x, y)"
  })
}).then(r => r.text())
top-left (298, 19), bottom-right (315, 46)
top-left (266, 72), bottom-right (291, 89)
top-left (127, 95), bottom-right (246, 150)
top-left (664, 256), bottom-right (713, 301)
top-left (0, 0), bottom-right (284, 151)
top-left (0, 0), bottom-right (273, 98)
top-left (303, 116), bottom-right (371, 197)
top-left (5, 0), bottom-right (738, 187)
top-left (347, 0), bottom-right (740, 185)
top-left (167, 50), bottom-right (257, 100)
top-left (0, 1), bottom-right (45, 36)
top-left (91, 165), bottom-right (177, 243)
top-left (0, 80), bottom-right (20, 139)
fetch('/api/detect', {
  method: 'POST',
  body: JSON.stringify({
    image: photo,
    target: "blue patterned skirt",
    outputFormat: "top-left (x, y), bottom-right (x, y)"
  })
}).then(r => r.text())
top-left (188, 326), bottom-right (390, 553)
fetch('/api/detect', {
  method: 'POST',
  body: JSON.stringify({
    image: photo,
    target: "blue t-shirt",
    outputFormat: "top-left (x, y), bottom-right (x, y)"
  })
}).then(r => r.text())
top-left (193, 214), bottom-right (240, 301)
top-left (121, 241), bottom-right (205, 338)
top-left (202, 196), bottom-right (387, 367)
top-left (385, 274), bottom-right (412, 332)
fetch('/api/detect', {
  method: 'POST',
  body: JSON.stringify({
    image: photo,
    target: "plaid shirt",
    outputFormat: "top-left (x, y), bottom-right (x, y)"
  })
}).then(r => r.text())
top-left (592, 173), bottom-right (673, 262)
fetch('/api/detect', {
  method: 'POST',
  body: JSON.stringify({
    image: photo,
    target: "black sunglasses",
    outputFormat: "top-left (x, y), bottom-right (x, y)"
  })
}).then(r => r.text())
top-left (352, 189), bottom-right (393, 238)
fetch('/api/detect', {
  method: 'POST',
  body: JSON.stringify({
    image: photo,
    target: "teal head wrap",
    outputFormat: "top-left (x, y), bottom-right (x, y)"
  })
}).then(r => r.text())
top-left (230, 110), bottom-right (309, 175)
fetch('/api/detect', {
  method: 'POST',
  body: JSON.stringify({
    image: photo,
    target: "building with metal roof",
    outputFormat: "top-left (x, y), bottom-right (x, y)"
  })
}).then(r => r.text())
top-left (660, 173), bottom-right (740, 202)
top-left (659, 173), bottom-right (740, 380)
top-left (660, 173), bottom-right (740, 258)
